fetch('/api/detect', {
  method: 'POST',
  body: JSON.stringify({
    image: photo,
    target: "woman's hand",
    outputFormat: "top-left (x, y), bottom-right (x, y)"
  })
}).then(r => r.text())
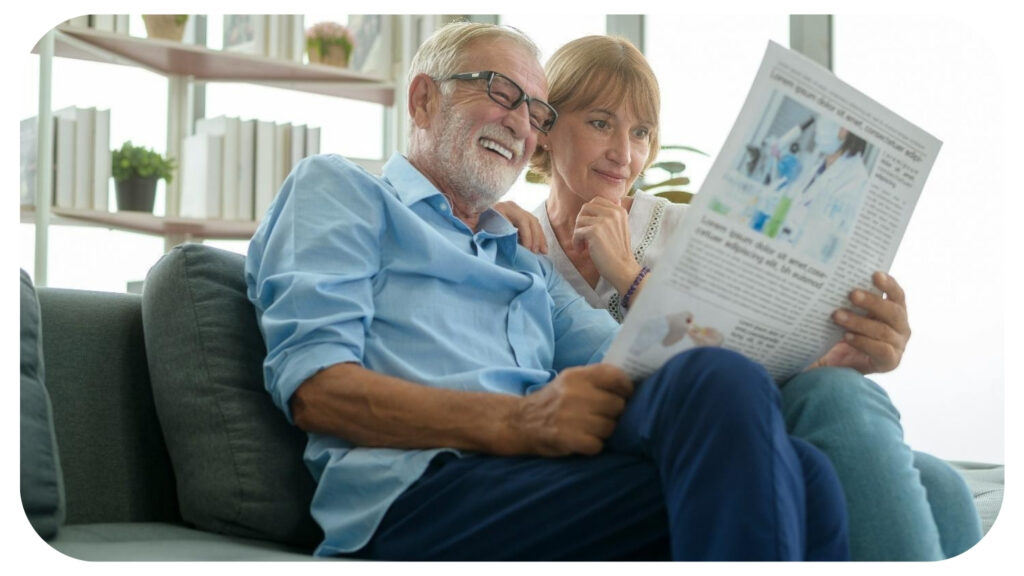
top-left (494, 201), bottom-right (547, 254)
top-left (809, 271), bottom-right (910, 375)
top-left (573, 197), bottom-right (642, 294)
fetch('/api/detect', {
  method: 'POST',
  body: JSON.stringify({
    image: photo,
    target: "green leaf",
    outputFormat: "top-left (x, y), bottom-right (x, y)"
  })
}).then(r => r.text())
top-left (111, 141), bottom-right (176, 184)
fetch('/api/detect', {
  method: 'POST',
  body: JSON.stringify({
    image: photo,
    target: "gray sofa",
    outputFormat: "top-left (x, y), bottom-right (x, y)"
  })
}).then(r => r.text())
top-left (20, 244), bottom-right (324, 560)
top-left (20, 244), bottom-right (1003, 560)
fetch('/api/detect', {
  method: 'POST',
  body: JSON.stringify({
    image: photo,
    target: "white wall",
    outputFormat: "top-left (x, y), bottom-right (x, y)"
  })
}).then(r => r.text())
top-left (831, 15), bottom-right (1006, 463)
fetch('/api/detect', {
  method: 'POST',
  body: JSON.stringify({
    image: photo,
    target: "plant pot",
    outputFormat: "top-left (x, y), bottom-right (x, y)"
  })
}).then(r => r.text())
top-left (143, 15), bottom-right (187, 42)
top-left (308, 44), bottom-right (350, 68)
top-left (115, 177), bottom-right (158, 213)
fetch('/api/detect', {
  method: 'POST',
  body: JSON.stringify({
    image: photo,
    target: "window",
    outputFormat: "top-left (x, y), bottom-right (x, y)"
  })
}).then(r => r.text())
top-left (497, 14), bottom-right (607, 212)
top-left (646, 15), bottom-right (789, 193)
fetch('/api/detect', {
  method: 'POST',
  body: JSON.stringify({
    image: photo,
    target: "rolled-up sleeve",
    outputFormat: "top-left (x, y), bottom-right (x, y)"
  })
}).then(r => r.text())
top-left (246, 155), bottom-right (383, 423)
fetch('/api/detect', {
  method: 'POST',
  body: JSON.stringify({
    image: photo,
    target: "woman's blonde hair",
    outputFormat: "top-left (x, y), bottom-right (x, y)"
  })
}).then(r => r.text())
top-left (530, 35), bottom-right (661, 182)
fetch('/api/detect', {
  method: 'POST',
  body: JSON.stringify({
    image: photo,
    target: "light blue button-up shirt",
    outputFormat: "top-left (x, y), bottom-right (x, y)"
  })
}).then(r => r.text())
top-left (245, 153), bottom-right (619, 556)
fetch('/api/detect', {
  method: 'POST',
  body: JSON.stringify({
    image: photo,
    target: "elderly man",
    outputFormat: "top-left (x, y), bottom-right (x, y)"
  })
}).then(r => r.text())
top-left (245, 22), bottom-right (849, 561)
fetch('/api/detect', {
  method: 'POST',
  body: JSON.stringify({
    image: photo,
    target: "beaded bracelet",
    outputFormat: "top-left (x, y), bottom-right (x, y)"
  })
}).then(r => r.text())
top-left (620, 266), bottom-right (651, 310)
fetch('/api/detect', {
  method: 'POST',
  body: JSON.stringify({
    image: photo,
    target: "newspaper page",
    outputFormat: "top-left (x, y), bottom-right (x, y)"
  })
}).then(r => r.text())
top-left (604, 41), bottom-right (941, 383)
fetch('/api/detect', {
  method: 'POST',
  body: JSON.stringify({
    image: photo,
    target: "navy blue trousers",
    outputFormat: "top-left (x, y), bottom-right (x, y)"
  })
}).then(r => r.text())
top-left (356, 349), bottom-right (850, 560)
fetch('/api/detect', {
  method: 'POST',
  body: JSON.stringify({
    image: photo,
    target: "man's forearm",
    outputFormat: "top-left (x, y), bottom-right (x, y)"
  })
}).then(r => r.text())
top-left (290, 362), bottom-right (531, 455)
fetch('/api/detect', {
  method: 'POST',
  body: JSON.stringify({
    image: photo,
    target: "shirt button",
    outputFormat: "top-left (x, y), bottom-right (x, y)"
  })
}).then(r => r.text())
top-left (440, 203), bottom-right (449, 212)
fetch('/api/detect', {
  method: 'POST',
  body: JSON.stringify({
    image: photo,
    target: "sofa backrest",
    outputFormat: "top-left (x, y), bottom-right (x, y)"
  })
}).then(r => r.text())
top-left (37, 288), bottom-right (180, 525)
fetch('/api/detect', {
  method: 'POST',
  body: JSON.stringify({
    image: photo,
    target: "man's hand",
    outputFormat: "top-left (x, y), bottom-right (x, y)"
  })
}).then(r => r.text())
top-left (509, 364), bottom-right (634, 457)
top-left (495, 200), bottom-right (547, 254)
top-left (572, 197), bottom-right (642, 294)
top-left (809, 271), bottom-right (910, 375)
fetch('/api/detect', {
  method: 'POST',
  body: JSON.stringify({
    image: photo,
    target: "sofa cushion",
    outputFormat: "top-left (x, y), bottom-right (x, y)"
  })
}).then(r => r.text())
top-left (142, 243), bottom-right (321, 550)
top-left (950, 461), bottom-right (1004, 536)
top-left (49, 522), bottom-right (321, 561)
top-left (20, 269), bottom-right (65, 540)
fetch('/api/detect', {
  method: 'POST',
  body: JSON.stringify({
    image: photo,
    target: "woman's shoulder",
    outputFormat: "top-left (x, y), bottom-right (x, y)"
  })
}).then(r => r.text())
top-left (629, 191), bottom-right (689, 266)
top-left (630, 191), bottom-right (687, 230)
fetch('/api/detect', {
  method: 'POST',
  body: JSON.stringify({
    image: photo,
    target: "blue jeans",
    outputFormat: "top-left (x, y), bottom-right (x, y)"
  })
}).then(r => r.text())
top-left (781, 368), bottom-right (982, 560)
top-left (355, 349), bottom-right (849, 560)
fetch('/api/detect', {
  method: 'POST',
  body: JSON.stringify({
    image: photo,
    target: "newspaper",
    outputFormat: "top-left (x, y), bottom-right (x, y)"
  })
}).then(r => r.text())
top-left (604, 41), bottom-right (941, 383)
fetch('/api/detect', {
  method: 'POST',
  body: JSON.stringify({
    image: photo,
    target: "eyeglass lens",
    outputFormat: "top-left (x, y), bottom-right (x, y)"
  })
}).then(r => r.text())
top-left (488, 74), bottom-right (556, 132)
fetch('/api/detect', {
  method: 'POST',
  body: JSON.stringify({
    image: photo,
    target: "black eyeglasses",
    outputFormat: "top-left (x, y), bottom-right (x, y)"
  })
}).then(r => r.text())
top-left (445, 71), bottom-right (558, 134)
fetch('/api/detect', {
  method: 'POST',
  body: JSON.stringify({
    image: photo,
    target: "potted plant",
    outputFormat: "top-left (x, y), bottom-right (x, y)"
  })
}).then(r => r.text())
top-left (112, 141), bottom-right (176, 213)
top-left (305, 21), bottom-right (355, 68)
top-left (142, 14), bottom-right (189, 42)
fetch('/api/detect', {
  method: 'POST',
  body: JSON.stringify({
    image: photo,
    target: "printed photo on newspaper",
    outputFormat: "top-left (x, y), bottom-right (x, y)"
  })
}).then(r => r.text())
top-left (604, 41), bottom-right (941, 383)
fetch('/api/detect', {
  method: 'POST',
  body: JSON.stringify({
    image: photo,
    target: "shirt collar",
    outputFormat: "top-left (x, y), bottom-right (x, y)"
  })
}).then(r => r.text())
top-left (382, 153), bottom-right (520, 259)
top-left (381, 153), bottom-right (441, 207)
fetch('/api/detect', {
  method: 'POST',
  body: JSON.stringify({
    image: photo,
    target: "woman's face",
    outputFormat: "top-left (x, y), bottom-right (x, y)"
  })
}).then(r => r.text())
top-left (544, 99), bottom-right (652, 203)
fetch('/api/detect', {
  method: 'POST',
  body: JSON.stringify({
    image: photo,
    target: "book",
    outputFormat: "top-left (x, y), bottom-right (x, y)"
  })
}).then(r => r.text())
top-left (195, 115), bottom-right (241, 220)
top-left (55, 106), bottom-right (95, 210)
top-left (114, 15), bottom-right (130, 35)
top-left (290, 124), bottom-right (306, 169)
top-left (289, 16), bottom-right (305, 62)
top-left (238, 119), bottom-right (257, 220)
top-left (92, 108), bottom-right (111, 211)
top-left (180, 133), bottom-right (223, 219)
top-left (263, 15), bottom-right (305, 61)
top-left (266, 16), bottom-right (284, 59)
top-left (273, 122), bottom-right (292, 198)
top-left (53, 116), bottom-right (76, 209)
top-left (254, 120), bottom-right (276, 221)
top-left (305, 126), bottom-right (321, 156)
top-left (90, 15), bottom-right (116, 32)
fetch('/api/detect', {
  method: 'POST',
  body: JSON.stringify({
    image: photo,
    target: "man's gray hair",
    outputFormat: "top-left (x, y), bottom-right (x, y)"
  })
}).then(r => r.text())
top-left (408, 21), bottom-right (541, 97)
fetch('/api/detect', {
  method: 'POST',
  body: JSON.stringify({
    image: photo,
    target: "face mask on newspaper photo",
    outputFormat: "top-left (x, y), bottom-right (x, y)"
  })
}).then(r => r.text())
top-left (813, 117), bottom-right (843, 156)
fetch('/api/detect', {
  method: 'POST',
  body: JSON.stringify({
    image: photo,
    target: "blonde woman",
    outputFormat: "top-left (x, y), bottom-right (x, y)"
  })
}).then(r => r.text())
top-left (500, 34), bottom-right (981, 560)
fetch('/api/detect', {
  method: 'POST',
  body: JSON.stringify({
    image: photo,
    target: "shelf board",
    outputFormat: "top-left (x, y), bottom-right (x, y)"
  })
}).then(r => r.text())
top-left (39, 26), bottom-right (395, 106)
top-left (22, 205), bottom-right (258, 240)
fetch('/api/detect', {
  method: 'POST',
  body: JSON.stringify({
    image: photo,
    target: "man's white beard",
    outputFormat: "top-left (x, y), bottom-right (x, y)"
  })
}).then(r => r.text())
top-left (435, 104), bottom-right (524, 213)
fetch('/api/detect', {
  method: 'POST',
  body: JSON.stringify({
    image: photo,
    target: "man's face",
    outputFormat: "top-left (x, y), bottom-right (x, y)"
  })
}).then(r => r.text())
top-left (429, 39), bottom-right (547, 212)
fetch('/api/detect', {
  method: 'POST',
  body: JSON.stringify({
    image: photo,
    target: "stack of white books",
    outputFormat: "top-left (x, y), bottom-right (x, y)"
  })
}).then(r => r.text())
top-left (20, 106), bottom-right (111, 211)
top-left (181, 115), bottom-right (321, 221)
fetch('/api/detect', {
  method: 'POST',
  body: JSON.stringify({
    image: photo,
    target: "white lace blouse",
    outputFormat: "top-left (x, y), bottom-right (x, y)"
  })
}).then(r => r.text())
top-left (532, 192), bottom-right (688, 322)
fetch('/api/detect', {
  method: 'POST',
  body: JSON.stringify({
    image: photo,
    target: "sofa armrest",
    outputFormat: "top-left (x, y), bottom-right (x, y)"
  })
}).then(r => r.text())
top-left (38, 288), bottom-right (179, 525)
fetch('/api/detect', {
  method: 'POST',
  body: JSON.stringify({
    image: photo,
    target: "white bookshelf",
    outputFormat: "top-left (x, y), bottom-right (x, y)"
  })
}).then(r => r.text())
top-left (27, 20), bottom-right (399, 284)
top-left (51, 26), bottom-right (396, 105)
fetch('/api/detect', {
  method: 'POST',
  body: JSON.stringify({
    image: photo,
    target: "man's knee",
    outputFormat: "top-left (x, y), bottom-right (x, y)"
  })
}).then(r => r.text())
top-left (651, 348), bottom-right (779, 416)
